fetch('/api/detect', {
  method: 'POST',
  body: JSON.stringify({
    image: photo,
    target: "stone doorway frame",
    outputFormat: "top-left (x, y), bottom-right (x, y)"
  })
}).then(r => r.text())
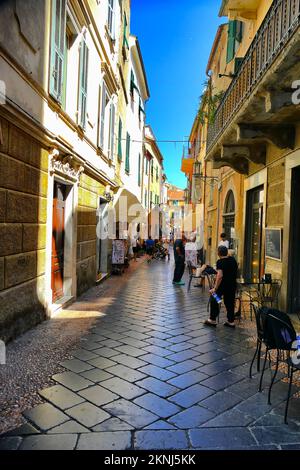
top-left (45, 149), bottom-right (83, 316)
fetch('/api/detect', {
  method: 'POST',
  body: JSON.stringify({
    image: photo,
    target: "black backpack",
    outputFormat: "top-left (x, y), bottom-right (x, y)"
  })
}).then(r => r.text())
top-left (259, 307), bottom-right (296, 350)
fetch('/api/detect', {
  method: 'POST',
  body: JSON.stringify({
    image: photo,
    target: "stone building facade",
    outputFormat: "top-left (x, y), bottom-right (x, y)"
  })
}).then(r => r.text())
top-left (184, 0), bottom-right (300, 311)
top-left (0, 0), bottom-right (155, 341)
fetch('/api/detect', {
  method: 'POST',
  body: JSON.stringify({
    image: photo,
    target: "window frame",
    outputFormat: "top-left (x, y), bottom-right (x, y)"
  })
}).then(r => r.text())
top-left (125, 132), bottom-right (130, 173)
top-left (108, 100), bottom-right (116, 160)
top-left (78, 33), bottom-right (89, 130)
top-left (49, 0), bottom-right (67, 103)
top-left (107, 0), bottom-right (115, 39)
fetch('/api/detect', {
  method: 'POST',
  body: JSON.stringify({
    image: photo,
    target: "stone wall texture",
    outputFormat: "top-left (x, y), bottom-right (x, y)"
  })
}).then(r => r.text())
top-left (0, 117), bottom-right (48, 342)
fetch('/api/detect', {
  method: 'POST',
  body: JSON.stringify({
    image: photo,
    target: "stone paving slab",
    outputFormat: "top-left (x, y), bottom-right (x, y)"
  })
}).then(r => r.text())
top-left (168, 405), bottom-right (215, 429)
top-left (138, 364), bottom-right (177, 381)
top-left (39, 385), bottom-right (85, 410)
top-left (134, 393), bottom-right (181, 419)
top-left (105, 364), bottom-right (147, 383)
top-left (134, 430), bottom-right (189, 450)
top-left (199, 390), bottom-right (243, 413)
top-left (20, 434), bottom-right (78, 450)
top-left (5, 423), bottom-right (40, 436)
top-left (167, 370), bottom-right (209, 389)
top-left (52, 371), bottom-right (94, 392)
top-left (23, 403), bottom-right (69, 431)
top-left (78, 385), bottom-right (119, 406)
top-left (169, 384), bottom-right (214, 408)
top-left (100, 377), bottom-right (146, 400)
top-left (47, 421), bottom-right (90, 434)
top-left (135, 377), bottom-right (178, 398)
top-left (103, 399), bottom-right (158, 428)
top-left (79, 368), bottom-right (114, 383)
top-left (92, 417), bottom-right (134, 432)
top-left (76, 432), bottom-right (132, 450)
top-left (189, 428), bottom-right (257, 449)
top-left (60, 359), bottom-right (94, 373)
top-left (0, 437), bottom-right (22, 450)
top-left (66, 402), bottom-right (110, 428)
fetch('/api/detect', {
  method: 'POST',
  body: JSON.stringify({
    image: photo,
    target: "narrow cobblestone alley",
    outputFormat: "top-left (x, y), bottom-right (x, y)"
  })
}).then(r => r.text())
top-left (1, 257), bottom-right (300, 451)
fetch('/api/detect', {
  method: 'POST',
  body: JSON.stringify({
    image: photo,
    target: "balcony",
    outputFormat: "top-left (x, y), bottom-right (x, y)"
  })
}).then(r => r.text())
top-left (181, 147), bottom-right (195, 176)
top-left (206, 0), bottom-right (300, 174)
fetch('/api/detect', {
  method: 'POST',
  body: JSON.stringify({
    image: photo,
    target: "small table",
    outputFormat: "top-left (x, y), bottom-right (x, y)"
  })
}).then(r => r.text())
top-left (235, 278), bottom-right (282, 319)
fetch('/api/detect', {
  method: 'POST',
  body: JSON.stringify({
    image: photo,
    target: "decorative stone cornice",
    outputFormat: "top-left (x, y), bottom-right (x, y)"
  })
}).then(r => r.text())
top-left (49, 149), bottom-right (85, 182)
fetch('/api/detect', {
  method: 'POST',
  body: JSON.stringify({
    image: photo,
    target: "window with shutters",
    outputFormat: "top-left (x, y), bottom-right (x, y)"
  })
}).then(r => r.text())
top-left (49, 0), bottom-right (67, 103)
top-left (145, 157), bottom-right (148, 175)
top-left (226, 20), bottom-right (243, 63)
top-left (78, 34), bottom-right (89, 129)
top-left (123, 13), bottom-right (129, 49)
top-left (138, 153), bottom-right (141, 186)
top-left (107, 0), bottom-right (115, 39)
top-left (125, 132), bottom-right (130, 173)
top-left (108, 101), bottom-right (115, 160)
top-left (98, 82), bottom-right (108, 149)
top-left (118, 118), bottom-right (122, 161)
top-left (156, 166), bottom-right (159, 182)
top-left (145, 190), bottom-right (147, 208)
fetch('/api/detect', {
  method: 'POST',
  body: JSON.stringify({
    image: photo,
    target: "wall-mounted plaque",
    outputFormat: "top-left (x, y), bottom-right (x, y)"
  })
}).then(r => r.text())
top-left (265, 228), bottom-right (282, 261)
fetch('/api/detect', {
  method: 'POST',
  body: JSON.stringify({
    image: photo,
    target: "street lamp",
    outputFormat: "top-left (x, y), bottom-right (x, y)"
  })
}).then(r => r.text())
top-left (193, 161), bottom-right (218, 183)
top-left (184, 187), bottom-right (190, 203)
top-left (193, 161), bottom-right (202, 176)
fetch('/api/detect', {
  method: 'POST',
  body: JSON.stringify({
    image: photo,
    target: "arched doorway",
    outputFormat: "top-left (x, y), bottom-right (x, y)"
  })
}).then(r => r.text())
top-left (223, 190), bottom-right (235, 249)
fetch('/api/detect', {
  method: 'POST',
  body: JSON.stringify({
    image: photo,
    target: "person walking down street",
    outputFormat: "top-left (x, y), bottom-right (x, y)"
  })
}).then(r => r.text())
top-left (204, 245), bottom-right (238, 328)
top-left (218, 232), bottom-right (229, 249)
top-left (131, 235), bottom-right (139, 262)
top-left (146, 236), bottom-right (155, 261)
top-left (173, 234), bottom-right (186, 286)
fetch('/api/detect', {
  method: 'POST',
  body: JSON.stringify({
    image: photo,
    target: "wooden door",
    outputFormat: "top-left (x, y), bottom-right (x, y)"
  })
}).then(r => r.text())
top-left (51, 183), bottom-right (66, 302)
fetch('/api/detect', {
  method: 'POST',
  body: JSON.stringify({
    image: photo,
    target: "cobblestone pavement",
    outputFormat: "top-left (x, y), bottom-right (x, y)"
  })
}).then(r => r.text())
top-left (1, 257), bottom-right (300, 450)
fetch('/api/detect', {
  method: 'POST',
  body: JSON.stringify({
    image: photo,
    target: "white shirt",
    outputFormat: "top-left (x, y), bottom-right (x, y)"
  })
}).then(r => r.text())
top-left (218, 240), bottom-right (229, 249)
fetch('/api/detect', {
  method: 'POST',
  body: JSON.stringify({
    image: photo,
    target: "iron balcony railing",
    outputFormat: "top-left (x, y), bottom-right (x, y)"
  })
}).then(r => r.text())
top-left (207, 0), bottom-right (300, 153)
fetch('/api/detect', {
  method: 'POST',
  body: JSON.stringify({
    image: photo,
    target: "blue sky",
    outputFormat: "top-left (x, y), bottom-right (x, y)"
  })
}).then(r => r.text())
top-left (131, 0), bottom-right (224, 188)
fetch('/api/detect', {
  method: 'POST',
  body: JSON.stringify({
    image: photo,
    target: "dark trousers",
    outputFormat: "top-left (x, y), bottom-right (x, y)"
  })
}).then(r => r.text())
top-left (210, 288), bottom-right (236, 323)
top-left (173, 256), bottom-right (185, 282)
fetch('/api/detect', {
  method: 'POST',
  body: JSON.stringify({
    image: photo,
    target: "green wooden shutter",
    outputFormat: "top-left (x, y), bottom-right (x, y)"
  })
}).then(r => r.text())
top-left (123, 13), bottom-right (129, 49)
top-left (118, 118), bottom-right (122, 160)
top-left (130, 70), bottom-right (135, 96)
top-left (108, 102), bottom-right (115, 159)
top-left (226, 20), bottom-right (237, 64)
top-left (50, 0), bottom-right (66, 102)
top-left (99, 82), bottom-right (106, 148)
top-left (78, 37), bottom-right (89, 129)
top-left (138, 153), bottom-right (141, 186)
top-left (125, 132), bottom-right (130, 173)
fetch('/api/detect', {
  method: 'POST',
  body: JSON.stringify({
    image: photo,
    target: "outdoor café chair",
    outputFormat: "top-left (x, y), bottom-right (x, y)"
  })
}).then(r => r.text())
top-left (249, 304), bottom-right (271, 379)
top-left (264, 312), bottom-right (297, 424)
top-left (187, 261), bottom-right (205, 292)
top-left (258, 279), bottom-right (282, 309)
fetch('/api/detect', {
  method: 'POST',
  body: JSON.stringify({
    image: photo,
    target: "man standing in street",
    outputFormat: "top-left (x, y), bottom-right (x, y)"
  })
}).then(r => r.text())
top-left (173, 233), bottom-right (186, 286)
top-left (204, 245), bottom-right (238, 328)
top-left (218, 232), bottom-right (230, 249)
